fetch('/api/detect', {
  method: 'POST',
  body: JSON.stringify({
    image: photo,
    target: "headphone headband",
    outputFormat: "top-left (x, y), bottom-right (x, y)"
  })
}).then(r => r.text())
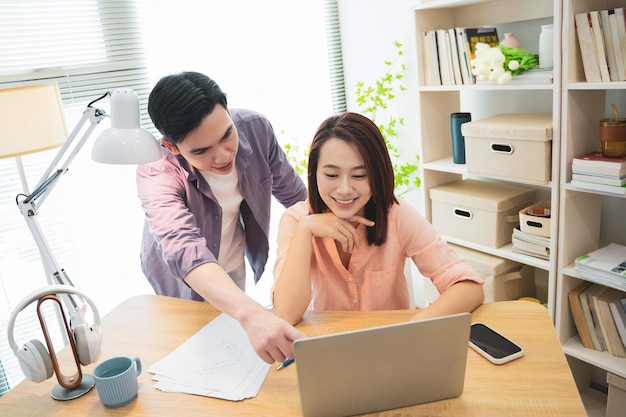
top-left (7, 285), bottom-right (101, 353)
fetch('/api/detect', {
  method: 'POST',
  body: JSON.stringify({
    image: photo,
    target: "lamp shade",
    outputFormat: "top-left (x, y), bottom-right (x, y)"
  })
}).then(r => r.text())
top-left (0, 84), bottom-right (67, 159)
top-left (91, 88), bottom-right (161, 164)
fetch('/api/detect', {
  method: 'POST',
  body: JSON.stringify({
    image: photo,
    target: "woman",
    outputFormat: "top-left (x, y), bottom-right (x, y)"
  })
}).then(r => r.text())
top-left (272, 112), bottom-right (484, 324)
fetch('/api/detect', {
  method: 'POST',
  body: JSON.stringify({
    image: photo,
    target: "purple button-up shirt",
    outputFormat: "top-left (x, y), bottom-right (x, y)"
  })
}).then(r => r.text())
top-left (136, 109), bottom-right (306, 300)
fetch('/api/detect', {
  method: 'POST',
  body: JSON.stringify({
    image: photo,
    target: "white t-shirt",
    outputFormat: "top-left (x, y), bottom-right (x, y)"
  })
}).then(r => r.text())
top-left (200, 169), bottom-right (245, 274)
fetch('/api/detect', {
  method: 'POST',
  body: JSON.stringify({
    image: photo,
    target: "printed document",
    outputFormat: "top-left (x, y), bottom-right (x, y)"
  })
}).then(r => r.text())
top-left (148, 313), bottom-right (270, 401)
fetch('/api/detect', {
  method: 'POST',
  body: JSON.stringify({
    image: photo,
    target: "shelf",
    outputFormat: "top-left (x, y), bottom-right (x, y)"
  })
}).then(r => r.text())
top-left (442, 236), bottom-right (551, 270)
top-left (558, 0), bottom-right (626, 414)
top-left (418, 83), bottom-right (555, 92)
top-left (567, 81), bottom-right (626, 90)
top-left (424, 158), bottom-right (555, 188)
top-left (564, 183), bottom-right (626, 198)
top-left (423, 157), bottom-right (467, 174)
top-left (414, 0), bottom-right (559, 318)
top-left (563, 337), bottom-right (626, 379)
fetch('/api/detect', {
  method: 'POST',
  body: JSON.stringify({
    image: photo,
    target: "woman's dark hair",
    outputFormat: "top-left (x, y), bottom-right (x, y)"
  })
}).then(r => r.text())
top-left (147, 71), bottom-right (228, 144)
top-left (307, 112), bottom-right (397, 246)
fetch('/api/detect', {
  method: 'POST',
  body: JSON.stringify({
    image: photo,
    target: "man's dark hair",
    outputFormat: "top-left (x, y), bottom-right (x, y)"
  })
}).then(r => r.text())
top-left (148, 71), bottom-right (228, 144)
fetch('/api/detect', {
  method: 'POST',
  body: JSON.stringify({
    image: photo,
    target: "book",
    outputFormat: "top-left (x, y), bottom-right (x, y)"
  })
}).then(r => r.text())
top-left (589, 10), bottom-right (611, 82)
top-left (588, 285), bottom-right (609, 351)
top-left (425, 30), bottom-right (441, 86)
top-left (455, 28), bottom-right (473, 85)
top-left (575, 243), bottom-right (626, 290)
top-left (436, 29), bottom-right (455, 86)
top-left (511, 227), bottom-right (550, 260)
top-left (512, 227), bottom-right (551, 247)
top-left (572, 151), bottom-right (626, 169)
top-left (572, 172), bottom-right (626, 186)
top-left (574, 12), bottom-right (602, 82)
top-left (595, 288), bottom-right (626, 357)
top-left (511, 239), bottom-right (550, 260)
top-left (615, 8), bottom-right (626, 78)
top-left (462, 26), bottom-right (499, 73)
top-left (447, 28), bottom-right (463, 85)
top-left (423, 31), bottom-right (436, 86)
top-left (571, 179), bottom-right (626, 195)
top-left (580, 284), bottom-right (603, 351)
top-left (574, 165), bottom-right (626, 177)
top-left (600, 9), bottom-right (622, 81)
top-left (568, 282), bottom-right (596, 349)
top-left (608, 9), bottom-right (626, 81)
top-left (609, 297), bottom-right (626, 348)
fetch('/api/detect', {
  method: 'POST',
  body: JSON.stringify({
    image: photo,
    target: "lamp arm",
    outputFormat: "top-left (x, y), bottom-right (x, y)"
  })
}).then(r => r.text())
top-left (15, 104), bottom-right (107, 319)
top-left (24, 106), bottom-right (107, 208)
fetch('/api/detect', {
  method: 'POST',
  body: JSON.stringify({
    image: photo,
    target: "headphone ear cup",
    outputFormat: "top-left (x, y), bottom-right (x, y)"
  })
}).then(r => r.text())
top-left (73, 323), bottom-right (102, 366)
top-left (17, 340), bottom-right (54, 383)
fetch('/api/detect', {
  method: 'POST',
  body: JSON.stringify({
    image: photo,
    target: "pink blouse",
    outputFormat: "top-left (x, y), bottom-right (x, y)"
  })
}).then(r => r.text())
top-left (274, 199), bottom-right (483, 312)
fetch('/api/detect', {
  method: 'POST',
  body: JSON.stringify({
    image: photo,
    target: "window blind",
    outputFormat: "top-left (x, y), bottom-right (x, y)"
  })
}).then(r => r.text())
top-left (323, 0), bottom-right (347, 114)
top-left (0, 0), bottom-right (152, 392)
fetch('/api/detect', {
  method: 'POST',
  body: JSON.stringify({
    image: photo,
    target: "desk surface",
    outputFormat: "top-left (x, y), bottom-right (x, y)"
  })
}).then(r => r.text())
top-left (2, 295), bottom-right (586, 416)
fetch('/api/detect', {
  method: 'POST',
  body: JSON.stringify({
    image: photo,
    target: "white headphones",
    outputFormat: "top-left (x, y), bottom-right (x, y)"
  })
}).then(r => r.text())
top-left (7, 285), bottom-right (102, 383)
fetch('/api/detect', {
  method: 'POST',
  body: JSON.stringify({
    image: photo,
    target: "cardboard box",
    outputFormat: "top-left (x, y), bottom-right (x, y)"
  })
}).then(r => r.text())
top-left (449, 244), bottom-right (535, 302)
top-left (519, 201), bottom-right (551, 237)
top-left (607, 372), bottom-right (626, 417)
top-left (461, 113), bottom-right (553, 183)
top-left (430, 179), bottom-right (536, 248)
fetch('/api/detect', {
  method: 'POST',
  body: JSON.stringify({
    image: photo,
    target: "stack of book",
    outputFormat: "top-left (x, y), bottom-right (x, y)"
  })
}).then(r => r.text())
top-left (569, 282), bottom-right (626, 357)
top-left (571, 151), bottom-right (626, 195)
top-left (423, 26), bottom-right (499, 86)
top-left (511, 227), bottom-right (550, 260)
top-left (575, 243), bottom-right (626, 291)
top-left (574, 8), bottom-right (626, 82)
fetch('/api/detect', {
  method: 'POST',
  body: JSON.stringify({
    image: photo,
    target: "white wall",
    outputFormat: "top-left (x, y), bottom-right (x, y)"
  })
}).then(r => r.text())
top-left (338, 0), bottom-right (434, 305)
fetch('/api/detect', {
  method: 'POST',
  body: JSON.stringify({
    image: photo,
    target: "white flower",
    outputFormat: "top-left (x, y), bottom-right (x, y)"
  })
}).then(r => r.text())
top-left (508, 60), bottom-right (520, 71)
top-left (471, 42), bottom-right (513, 84)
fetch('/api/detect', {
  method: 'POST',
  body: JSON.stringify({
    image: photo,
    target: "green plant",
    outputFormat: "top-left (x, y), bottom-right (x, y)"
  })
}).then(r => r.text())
top-left (282, 41), bottom-right (420, 196)
top-left (355, 41), bottom-right (420, 196)
top-left (281, 131), bottom-right (308, 176)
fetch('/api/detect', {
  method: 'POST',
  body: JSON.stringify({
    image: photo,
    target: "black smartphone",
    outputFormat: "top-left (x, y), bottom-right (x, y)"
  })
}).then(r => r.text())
top-left (469, 322), bottom-right (523, 365)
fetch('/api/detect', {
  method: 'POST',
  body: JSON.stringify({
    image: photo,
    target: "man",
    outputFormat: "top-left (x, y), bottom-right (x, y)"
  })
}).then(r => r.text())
top-left (136, 71), bottom-right (307, 363)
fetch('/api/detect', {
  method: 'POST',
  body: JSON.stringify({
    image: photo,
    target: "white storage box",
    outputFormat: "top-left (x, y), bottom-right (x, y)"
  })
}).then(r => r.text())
top-left (449, 244), bottom-right (535, 302)
top-left (461, 113), bottom-right (553, 183)
top-left (519, 201), bottom-right (551, 237)
top-left (430, 179), bottom-right (536, 248)
top-left (607, 372), bottom-right (626, 417)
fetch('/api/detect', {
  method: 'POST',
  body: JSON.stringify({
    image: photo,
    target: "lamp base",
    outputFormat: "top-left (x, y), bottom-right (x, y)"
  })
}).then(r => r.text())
top-left (51, 374), bottom-right (95, 401)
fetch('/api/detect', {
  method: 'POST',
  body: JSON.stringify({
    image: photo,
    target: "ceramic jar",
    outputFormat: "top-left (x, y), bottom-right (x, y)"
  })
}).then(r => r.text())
top-left (539, 24), bottom-right (554, 69)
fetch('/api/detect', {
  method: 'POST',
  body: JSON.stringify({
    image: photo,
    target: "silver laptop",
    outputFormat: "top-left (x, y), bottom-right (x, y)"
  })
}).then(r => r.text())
top-left (293, 312), bottom-right (471, 417)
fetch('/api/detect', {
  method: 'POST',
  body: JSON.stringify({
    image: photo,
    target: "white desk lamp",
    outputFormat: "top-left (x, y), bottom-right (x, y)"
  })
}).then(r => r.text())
top-left (0, 83), bottom-right (161, 400)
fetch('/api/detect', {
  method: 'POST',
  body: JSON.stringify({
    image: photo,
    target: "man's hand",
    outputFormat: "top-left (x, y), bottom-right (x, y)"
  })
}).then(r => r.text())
top-left (240, 308), bottom-right (307, 364)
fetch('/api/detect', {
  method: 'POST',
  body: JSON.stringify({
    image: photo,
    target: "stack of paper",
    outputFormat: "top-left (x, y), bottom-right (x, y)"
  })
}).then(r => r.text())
top-left (148, 313), bottom-right (270, 401)
top-left (575, 243), bottom-right (626, 291)
top-left (511, 227), bottom-right (551, 260)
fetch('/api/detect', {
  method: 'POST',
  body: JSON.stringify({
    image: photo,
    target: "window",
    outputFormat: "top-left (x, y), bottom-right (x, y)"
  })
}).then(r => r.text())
top-left (0, 0), bottom-right (153, 392)
top-left (0, 0), bottom-right (339, 392)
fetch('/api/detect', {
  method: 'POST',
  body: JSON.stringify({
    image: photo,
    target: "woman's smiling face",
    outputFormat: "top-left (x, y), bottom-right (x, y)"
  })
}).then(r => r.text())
top-left (316, 137), bottom-right (372, 219)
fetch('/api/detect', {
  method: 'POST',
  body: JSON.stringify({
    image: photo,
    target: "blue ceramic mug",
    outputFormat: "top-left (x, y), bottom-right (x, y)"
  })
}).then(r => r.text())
top-left (93, 356), bottom-right (142, 407)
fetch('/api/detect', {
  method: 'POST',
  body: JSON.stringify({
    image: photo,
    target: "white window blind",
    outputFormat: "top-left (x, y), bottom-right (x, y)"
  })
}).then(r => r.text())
top-left (323, 0), bottom-right (346, 114)
top-left (0, 0), bottom-right (152, 393)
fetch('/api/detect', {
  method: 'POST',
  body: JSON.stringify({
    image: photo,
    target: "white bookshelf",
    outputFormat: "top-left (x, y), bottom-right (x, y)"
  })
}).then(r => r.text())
top-left (412, 0), bottom-right (560, 317)
top-left (556, 0), bottom-right (626, 415)
top-left (412, 0), bottom-right (626, 414)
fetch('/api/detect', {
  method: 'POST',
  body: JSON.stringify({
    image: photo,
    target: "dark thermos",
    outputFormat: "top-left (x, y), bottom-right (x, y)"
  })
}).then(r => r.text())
top-left (450, 112), bottom-right (471, 164)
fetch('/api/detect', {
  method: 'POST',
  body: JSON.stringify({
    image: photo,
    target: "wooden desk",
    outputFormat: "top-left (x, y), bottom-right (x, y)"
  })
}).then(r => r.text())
top-left (2, 295), bottom-right (586, 416)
